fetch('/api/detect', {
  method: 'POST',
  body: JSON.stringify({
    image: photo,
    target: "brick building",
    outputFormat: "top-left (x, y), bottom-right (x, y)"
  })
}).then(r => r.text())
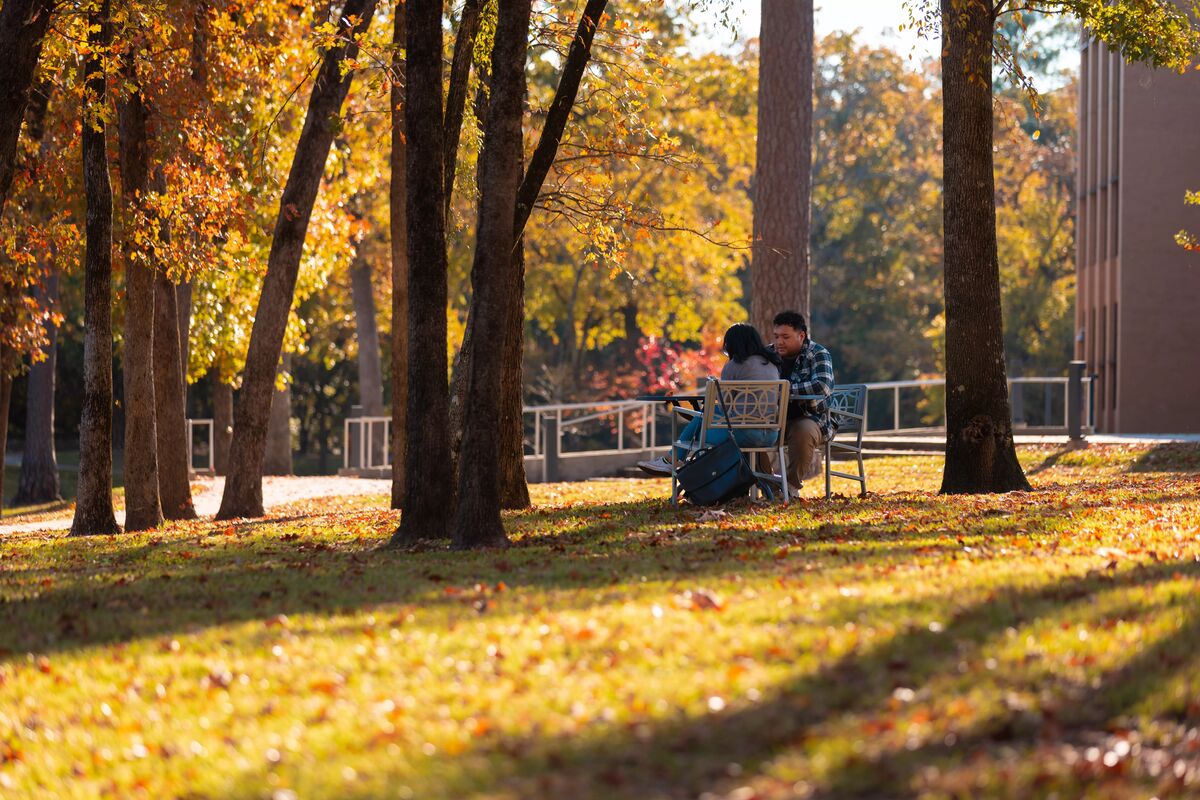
top-left (1076, 37), bottom-right (1200, 433)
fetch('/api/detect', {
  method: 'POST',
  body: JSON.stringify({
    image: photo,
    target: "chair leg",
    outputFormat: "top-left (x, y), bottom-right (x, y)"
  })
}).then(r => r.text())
top-left (858, 447), bottom-right (867, 496)
top-left (824, 441), bottom-right (832, 499)
top-left (778, 445), bottom-right (788, 505)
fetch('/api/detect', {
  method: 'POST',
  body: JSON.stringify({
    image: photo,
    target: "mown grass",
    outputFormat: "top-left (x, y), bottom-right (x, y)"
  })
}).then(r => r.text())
top-left (1, 444), bottom-right (1199, 799)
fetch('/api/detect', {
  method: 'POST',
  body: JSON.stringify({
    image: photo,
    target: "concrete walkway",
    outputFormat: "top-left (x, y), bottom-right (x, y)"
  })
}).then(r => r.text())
top-left (0, 475), bottom-right (392, 535)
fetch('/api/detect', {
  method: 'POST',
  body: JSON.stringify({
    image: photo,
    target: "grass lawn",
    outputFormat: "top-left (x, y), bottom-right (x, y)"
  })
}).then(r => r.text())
top-left (1, 444), bottom-right (1199, 798)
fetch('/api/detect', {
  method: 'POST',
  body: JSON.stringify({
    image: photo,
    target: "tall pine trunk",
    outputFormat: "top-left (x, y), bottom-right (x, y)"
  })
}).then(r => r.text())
top-left (71, 0), bottom-right (121, 537)
top-left (0, 0), bottom-right (54, 216)
top-left (116, 55), bottom-right (162, 532)
top-left (750, 0), bottom-right (813, 331)
top-left (390, 0), bottom-right (453, 544)
top-left (939, 0), bottom-right (1030, 494)
top-left (217, 0), bottom-right (377, 519)
top-left (211, 369), bottom-right (233, 476)
top-left (389, 1), bottom-right (408, 510)
top-left (452, 0), bottom-right (533, 548)
top-left (153, 267), bottom-right (196, 518)
top-left (264, 353), bottom-right (293, 476)
top-left (14, 269), bottom-right (60, 505)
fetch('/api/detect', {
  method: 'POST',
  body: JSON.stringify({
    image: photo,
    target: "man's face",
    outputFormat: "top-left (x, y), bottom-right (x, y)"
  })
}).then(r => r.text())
top-left (773, 324), bottom-right (806, 359)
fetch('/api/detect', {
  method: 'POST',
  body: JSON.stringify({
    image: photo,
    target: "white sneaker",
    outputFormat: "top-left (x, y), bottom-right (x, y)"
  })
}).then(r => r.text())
top-left (637, 456), bottom-right (676, 476)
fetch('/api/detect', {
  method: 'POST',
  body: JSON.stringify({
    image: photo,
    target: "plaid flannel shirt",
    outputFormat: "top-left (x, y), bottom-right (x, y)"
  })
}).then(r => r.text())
top-left (780, 339), bottom-right (837, 442)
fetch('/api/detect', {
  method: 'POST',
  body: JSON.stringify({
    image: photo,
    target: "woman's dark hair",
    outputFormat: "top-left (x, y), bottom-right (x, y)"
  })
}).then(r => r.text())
top-left (723, 323), bottom-right (782, 365)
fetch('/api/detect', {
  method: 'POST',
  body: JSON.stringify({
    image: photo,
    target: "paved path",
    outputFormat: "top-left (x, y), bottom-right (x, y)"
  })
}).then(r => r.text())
top-left (0, 475), bottom-right (392, 535)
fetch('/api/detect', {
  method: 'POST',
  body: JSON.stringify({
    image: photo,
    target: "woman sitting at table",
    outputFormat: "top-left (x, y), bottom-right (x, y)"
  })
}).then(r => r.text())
top-left (637, 323), bottom-right (782, 475)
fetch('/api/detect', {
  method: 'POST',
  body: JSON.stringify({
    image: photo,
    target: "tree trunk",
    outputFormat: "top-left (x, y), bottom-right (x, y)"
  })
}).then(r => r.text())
top-left (443, 0), bottom-right (484, 222)
top-left (452, 0), bottom-right (533, 549)
top-left (217, 0), bottom-right (377, 519)
top-left (389, 0), bottom-right (408, 510)
top-left (264, 353), bottom-right (293, 476)
top-left (939, 0), bottom-right (1030, 494)
top-left (14, 269), bottom-right (60, 505)
top-left (211, 369), bottom-right (233, 476)
top-left (153, 268), bottom-right (196, 519)
top-left (177, 280), bottom-right (192, 409)
top-left (390, 0), bottom-right (453, 544)
top-left (0, 0), bottom-right (54, 217)
top-left (350, 252), bottom-right (384, 414)
top-left (513, 0), bottom-right (608, 236)
top-left (71, 0), bottom-right (121, 537)
top-left (0, 346), bottom-right (11, 515)
top-left (498, 242), bottom-right (530, 509)
top-left (452, 0), bottom-right (607, 504)
top-left (750, 0), bottom-right (812, 332)
top-left (117, 55), bottom-right (163, 532)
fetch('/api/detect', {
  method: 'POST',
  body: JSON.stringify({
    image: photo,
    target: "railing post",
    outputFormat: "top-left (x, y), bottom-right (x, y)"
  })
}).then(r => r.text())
top-left (1010, 379), bottom-right (1024, 425)
top-left (1067, 360), bottom-right (1086, 440)
top-left (543, 414), bottom-right (559, 483)
top-left (617, 407), bottom-right (624, 452)
top-left (893, 385), bottom-right (900, 431)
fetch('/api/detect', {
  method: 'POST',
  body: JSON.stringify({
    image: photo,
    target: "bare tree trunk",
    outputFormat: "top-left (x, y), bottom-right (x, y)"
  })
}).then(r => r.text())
top-left (116, 54), bottom-right (163, 532)
top-left (452, 0), bottom-right (533, 549)
top-left (264, 353), bottom-right (293, 476)
top-left (498, 243), bottom-right (530, 509)
top-left (939, 0), bottom-right (1030, 494)
top-left (153, 267), bottom-right (196, 519)
top-left (211, 369), bottom-right (233, 476)
top-left (443, 0), bottom-right (483, 222)
top-left (0, 346), bottom-right (11, 515)
top-left (14, 82), bottom-right (59, 507)
top-left (350, 253), bottom-right (384, 414)
top-left (451, 0), bottom-right (606, 504)
top-left (390, 0), bottom-right (453, 544)
top-left (217, 0), bottom-right (377, 519)
top-left (0, 0), bottom-right (54, 217)
top-left (14, 269), bottom-right (60, 505)
top-left (177, 281), bottom-right (192, 406)
top-left (389, 0), bottom-right (408, 510)
top-left (71, 0), bottom-right (121, 537)
top-left (750, 0), bottom-right (812, 332)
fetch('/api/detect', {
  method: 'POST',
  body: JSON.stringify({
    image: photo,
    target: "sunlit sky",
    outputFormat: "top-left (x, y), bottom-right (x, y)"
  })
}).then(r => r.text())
top-left (696, 0), bottom-right (940, 62)
top-left (694, 1), bottom-right (1077, 87)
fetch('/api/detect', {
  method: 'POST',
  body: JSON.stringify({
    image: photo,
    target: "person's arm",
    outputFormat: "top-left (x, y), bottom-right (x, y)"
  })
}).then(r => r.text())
top-left (788, 347), bottom-right (834, 398)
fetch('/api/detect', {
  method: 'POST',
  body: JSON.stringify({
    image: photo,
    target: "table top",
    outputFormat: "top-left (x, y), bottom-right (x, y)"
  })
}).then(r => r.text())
top-left (635, 392), bottom-right (825, 403)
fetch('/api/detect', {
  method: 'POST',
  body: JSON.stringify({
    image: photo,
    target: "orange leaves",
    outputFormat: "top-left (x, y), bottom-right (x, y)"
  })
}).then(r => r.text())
top-left (309, 673), bottom-right (346, 696)
top-left (671, 588), bottom-right (725, 612)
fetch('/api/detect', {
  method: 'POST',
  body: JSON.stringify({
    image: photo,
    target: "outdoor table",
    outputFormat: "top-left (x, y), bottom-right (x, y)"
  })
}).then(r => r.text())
top-left (635, 390), bottom-right (826, 503)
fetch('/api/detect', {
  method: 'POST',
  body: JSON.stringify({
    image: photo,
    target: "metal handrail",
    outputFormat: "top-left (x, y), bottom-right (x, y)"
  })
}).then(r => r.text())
top-left (337, 374), bottom-right (1096, 472)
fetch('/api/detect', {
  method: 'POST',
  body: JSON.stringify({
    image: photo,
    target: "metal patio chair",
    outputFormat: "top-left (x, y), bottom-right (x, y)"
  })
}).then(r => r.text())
top-left (824, 383), bottom-right (868, 498)
top-left (670, 379), bottom-right (791, 505)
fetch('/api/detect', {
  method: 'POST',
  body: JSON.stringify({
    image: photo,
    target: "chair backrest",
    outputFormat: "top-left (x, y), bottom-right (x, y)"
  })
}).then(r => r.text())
top-left (700, 379), bottom-right (789, 436)
top-left (829, 384), bottom-right (867, 434)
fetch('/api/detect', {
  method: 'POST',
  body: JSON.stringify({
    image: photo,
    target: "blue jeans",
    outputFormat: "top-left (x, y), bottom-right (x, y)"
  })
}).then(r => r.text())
top-left (674, 417), bottom-right (779, 460)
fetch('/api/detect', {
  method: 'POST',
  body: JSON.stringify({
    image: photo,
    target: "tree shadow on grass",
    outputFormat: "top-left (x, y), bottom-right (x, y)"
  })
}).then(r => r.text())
top-left (4, 473), bottom-right (1199, 665)
top-left (1128, 443), bottom-right (1200, 474)
top-left (196, 558), bottom-right (1200, 800)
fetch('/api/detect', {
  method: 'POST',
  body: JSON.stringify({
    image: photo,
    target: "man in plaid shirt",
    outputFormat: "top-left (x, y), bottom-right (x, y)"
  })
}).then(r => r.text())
top-left (771, 310), bottom-right (836, 491)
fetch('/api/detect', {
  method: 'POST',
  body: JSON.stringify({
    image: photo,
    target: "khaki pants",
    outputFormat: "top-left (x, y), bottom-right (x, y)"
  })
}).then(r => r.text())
top-left (783, 418), bottom-right (822, 489)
